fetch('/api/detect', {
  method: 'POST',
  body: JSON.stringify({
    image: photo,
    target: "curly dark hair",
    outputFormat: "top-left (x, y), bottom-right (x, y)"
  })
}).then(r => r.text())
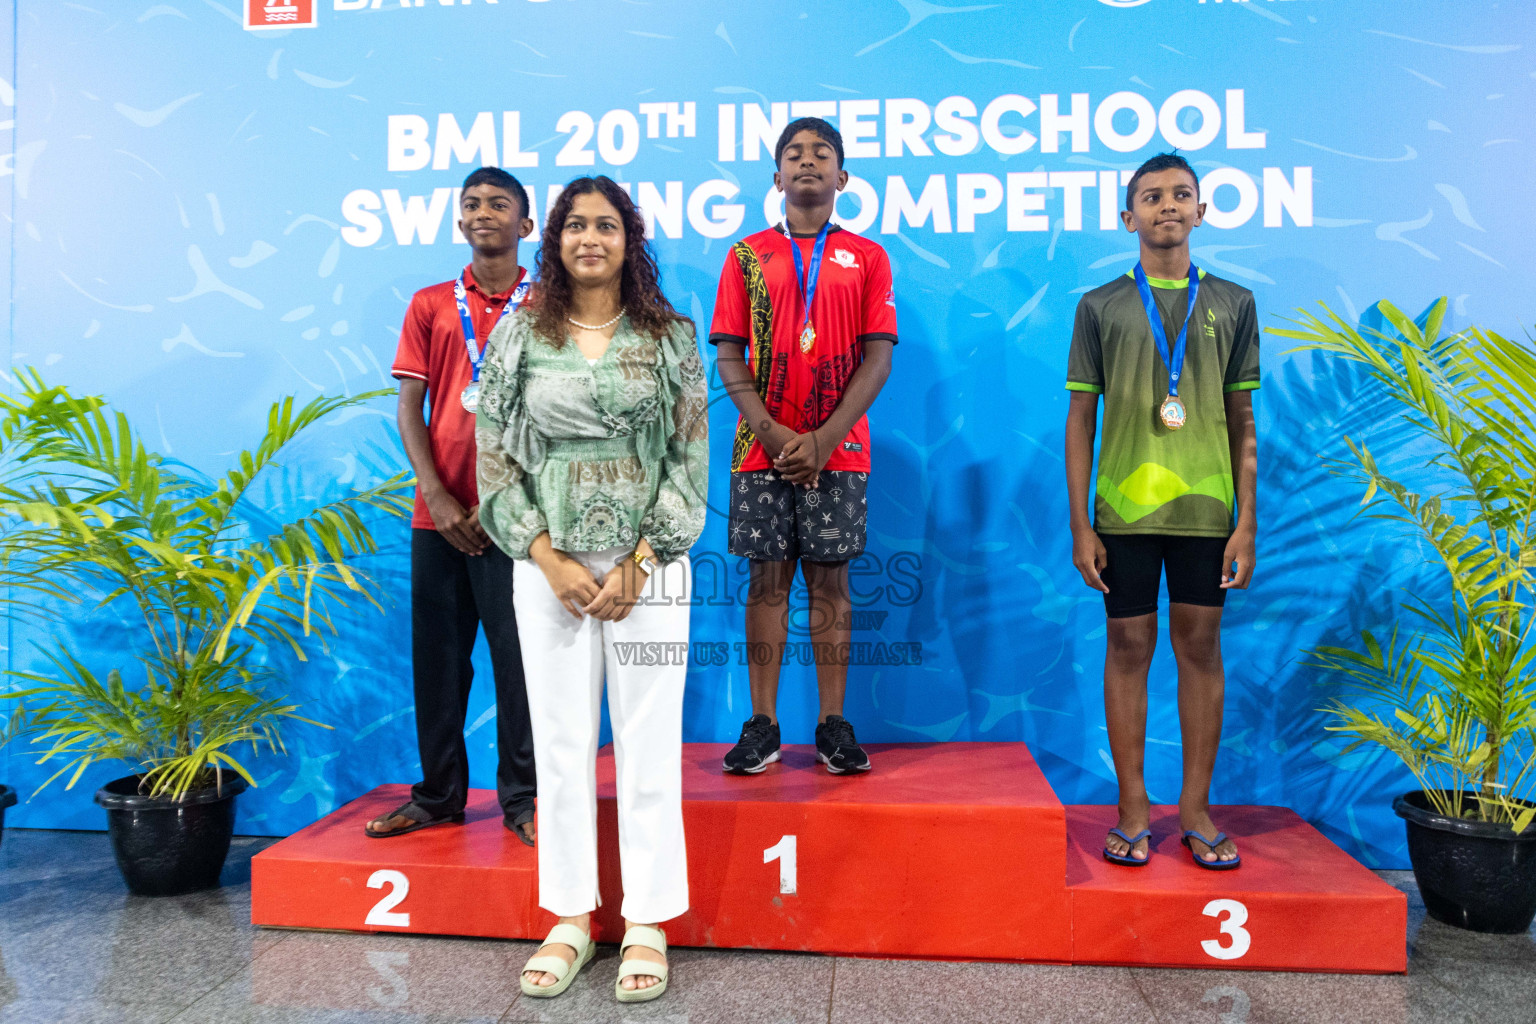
top-left (1125, 152), bottom-right (1198, 211)
top-left (531, 176), bottom-right (686, 346)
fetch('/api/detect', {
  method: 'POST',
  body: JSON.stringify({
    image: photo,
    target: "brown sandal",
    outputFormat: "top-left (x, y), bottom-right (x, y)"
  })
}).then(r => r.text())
top-left (364, 801), bottom-right (464, 838)
top-left (504, 807), bottom-right (537, 847)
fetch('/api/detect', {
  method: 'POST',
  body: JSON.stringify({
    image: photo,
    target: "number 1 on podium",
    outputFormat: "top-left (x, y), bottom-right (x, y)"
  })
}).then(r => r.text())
top-left (763, 835), bottom-right (798, 895)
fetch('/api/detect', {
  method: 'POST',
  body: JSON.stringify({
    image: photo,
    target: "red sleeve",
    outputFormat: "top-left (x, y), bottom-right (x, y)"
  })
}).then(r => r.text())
top-left (707, 250), bottom-right (750, 347)
top-left (391, 292), bottom-right (432, 381)
top-left (858, 243), bottom-right (898, 344)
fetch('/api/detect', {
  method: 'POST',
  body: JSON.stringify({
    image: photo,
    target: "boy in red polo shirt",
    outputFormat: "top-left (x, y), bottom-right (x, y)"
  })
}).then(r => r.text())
top-left (711, 118), bottom-right (897, 775)
top-left (367, 167), bottom-right (539, 843)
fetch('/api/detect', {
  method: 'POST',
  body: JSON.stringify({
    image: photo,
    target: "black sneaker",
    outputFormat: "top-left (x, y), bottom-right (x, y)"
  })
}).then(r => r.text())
top-left (723, 714), bottom-right (781, 774)
top-left (815, 715), bottom-right (871, 774)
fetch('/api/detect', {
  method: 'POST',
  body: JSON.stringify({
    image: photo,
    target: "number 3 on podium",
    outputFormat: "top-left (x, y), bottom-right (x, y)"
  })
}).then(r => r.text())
top-left (763, 835), bottom-right (797, 895)
top-left (1201, 898), bottom-right (1250, 960)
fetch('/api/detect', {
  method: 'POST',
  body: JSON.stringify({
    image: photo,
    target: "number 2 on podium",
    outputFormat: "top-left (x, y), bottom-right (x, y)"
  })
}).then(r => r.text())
top-left (763, 835), bottom-right (797, 895)
top-left (366, 869), bottom-right (412, 928)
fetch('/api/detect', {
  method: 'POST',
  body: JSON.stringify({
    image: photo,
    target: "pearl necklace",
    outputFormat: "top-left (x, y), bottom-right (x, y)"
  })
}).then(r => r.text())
top-left (567, 310), bottom-right (624, 331)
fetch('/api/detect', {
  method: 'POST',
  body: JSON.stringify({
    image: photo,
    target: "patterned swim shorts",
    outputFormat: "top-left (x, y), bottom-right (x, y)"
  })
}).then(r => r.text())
top-left (727, 470), bottom-right (869, 562)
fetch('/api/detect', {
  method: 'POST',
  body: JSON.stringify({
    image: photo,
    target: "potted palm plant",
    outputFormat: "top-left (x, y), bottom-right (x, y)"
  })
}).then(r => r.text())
top-left (0, 370), bottom-right (410, 895)
top-left (1277, 298), bottom-right (1536, 933)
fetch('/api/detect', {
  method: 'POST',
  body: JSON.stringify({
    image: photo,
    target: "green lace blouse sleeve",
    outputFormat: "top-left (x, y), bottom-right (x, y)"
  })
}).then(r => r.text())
top-left (474, 313), bottom-right (548, 560)
top-left (640, 319), bottom-right (710, 563)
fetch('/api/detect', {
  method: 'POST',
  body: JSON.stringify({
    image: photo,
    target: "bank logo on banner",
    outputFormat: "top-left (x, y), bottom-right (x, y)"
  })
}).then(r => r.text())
top-left (245, 0), bottom-right (316, 30)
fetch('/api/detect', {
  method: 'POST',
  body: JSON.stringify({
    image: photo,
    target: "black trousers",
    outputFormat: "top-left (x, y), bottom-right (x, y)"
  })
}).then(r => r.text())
top-left (409, 528), bottom-right (535, 821)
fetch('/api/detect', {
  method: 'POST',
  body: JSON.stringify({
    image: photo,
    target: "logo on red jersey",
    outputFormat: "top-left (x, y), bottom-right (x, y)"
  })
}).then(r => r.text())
top-left (244, 0), bottom-right (315, 30)
top-left (831, 248), bottom-right (859, 269)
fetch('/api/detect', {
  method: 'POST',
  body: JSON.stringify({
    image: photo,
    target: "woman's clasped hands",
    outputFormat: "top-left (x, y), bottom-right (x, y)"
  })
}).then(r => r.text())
top-left (535, 548), bottom-right (647, 621)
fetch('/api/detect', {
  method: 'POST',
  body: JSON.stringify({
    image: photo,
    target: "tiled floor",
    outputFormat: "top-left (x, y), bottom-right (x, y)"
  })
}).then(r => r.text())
top-left (0, 829), bottom-right (1532, 1023)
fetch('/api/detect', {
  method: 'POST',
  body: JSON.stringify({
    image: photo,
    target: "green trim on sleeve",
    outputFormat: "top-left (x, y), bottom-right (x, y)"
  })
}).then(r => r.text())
top-left (1223, 381), bottom-right (1261, 393)
top-left (1065, 382), bottom-right (1104, 394)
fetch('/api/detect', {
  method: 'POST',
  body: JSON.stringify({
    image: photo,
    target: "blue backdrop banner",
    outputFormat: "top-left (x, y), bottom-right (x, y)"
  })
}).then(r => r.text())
top-left (2, 0), bottom-right (1533, 869)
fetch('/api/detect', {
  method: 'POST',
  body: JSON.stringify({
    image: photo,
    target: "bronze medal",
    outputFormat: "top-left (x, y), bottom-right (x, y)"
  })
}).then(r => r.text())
top-left (1159, 394), bottom-right (1187, 431)
top-left (799, 322), bottom-right (815, 354)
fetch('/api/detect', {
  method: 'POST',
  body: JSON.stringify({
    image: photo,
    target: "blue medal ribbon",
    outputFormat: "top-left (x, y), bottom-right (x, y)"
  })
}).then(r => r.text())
top-left (1133, 262), bottom-right (1200, 401)
top-left (454, 269), bottom-right (529, 383)
top-left (788, 222), bottom-right (831, 340)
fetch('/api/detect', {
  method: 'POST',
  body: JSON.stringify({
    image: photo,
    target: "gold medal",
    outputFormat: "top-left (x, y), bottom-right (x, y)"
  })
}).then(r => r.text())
top-left (800, 322), bottom-right (815, 353)
top-left (1159, 395), bottom-right (1187, 431)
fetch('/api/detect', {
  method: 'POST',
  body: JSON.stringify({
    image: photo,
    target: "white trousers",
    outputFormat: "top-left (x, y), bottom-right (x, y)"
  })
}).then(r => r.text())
top-left (513, 547), bottom-right (691, 923)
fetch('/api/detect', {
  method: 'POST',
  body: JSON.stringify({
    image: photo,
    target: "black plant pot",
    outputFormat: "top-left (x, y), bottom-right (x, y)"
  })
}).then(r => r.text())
top-left (0, 784), bottom-right (16, 852)
top-left (1394, 789), bottom-right (1536, 934)
top-left (94, 774), bottom-right (248, 896)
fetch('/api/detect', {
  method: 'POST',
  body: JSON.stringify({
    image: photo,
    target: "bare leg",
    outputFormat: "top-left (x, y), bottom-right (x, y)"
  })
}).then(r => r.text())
top-left (803, 560), bottom-right (851, 723)
top-left (745, 560), bottom-right (797, 722)
top-left (1104, 613), bottom-right (1157, 861)
top-left (1169, 602), bottom-right (1238, 864)
top-left (522, 912), bottom-right (589, 988)
top-left (618, 917), bottom-right (667, 991)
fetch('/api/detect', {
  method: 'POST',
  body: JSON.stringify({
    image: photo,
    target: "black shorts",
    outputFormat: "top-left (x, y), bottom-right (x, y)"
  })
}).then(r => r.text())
top-left (728, 470), bottom-right (868, 562)
top-left (1100, 533), bottom-right (1228, 619)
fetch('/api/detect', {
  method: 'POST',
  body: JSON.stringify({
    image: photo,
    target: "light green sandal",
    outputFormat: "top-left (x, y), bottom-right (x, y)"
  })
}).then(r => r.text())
top-left (614, 924), bottom-right (669, 1003)
top-left (520, 923), bottom-right (596, 998)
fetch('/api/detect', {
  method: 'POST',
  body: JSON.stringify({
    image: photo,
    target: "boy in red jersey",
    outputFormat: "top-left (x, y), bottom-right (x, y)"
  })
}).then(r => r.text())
top-left (367, 167), bottom-right (539, 843)
top-left (710, 118), bottom-right (897, 775)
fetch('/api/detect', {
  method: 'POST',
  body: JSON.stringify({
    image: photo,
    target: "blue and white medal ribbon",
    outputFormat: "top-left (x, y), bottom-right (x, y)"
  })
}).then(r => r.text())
top-left (1133, 263), bottom-right (1200, 431)
top-left (789, 222), bottom-right (831, 354)
top-left (455, 270), bottom-right (529, 412)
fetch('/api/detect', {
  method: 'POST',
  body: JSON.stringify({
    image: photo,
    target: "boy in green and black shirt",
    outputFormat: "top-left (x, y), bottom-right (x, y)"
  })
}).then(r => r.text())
top-left (1064, 153), bottom-right (1259, 871)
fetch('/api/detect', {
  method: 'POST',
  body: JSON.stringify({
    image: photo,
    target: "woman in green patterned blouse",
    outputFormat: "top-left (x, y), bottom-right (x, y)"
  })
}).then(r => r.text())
top-left (475, 176), bottom-right (706, 1004)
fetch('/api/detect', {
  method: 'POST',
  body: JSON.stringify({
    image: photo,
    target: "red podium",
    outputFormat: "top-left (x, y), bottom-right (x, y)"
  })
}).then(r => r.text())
top-left (250, 743), bottom-right (1405, 973)
top-left (1065, 805), bottom-right (1405, 971)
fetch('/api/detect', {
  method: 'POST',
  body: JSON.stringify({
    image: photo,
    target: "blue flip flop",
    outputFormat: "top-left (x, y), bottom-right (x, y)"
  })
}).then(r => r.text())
top-left (1181, 830), bottom-right (1241, 870)
top-left (1102, 827), bottom-right (1152, 866)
